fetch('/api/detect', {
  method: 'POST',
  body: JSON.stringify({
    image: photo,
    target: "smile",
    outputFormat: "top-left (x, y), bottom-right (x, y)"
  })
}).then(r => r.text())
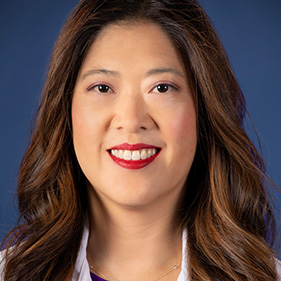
top-left (110, 148), bottom-right (158, 160)
top-left (107, 143), bottom-right (161, 170)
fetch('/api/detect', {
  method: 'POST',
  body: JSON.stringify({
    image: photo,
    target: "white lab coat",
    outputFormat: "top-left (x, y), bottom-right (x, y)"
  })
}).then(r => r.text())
top-left (1, 225), bottom-right (280, 280)
top-left (71, 224), bottom-right (189, 281)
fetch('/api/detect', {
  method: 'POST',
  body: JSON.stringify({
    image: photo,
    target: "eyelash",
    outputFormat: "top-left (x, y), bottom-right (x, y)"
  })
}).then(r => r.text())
top-left (87, 83), bottom-right (179, 94)
top-left (87, 84), bottom-right (113, 94)
top-left (151, 83), bottom-right (179, 94)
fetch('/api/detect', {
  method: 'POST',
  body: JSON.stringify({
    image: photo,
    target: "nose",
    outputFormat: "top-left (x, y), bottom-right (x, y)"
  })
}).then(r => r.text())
top-left (112, 93), bottom-right (155, 133)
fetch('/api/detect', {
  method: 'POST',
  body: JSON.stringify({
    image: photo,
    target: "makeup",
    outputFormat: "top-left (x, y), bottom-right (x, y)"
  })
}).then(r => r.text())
top-left (108, 143), bottom-right (161, 170)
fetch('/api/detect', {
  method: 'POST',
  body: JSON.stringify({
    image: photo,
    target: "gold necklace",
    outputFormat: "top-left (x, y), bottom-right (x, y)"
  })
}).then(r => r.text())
top-left (89, 263), bottom-right (181, 281)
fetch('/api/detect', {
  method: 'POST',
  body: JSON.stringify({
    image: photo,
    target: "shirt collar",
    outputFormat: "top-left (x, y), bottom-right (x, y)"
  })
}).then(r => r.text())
top-left (73, 224), bottom-right (189, 281)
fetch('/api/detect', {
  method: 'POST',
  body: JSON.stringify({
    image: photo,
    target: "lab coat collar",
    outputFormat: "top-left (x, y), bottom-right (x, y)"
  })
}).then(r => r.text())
top-left (72, 224), bottom-right (189, 281)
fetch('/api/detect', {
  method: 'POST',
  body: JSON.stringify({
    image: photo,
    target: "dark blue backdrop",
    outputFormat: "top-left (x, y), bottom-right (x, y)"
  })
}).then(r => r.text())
top-left (0, 0), bottom-right (280, 255)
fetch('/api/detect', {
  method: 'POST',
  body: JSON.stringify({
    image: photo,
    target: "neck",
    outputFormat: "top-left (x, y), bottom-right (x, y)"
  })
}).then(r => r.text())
top-left (86, 184), bottom-right (183, 281)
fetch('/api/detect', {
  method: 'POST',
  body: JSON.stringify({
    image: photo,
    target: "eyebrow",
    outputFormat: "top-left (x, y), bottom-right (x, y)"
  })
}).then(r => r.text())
top-left (145, 67), bottom-right (185, 78)
top-left (79, 67), bottom-right (185, 81)
top-left (80, 69), bottom-right (119, 80)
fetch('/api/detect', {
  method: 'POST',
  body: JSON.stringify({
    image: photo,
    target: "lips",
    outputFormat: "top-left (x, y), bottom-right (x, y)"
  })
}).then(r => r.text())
top-left (107, 143), bottom-right (161, 170)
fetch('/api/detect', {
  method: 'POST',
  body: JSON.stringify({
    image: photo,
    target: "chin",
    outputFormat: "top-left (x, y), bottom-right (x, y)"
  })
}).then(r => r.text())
top-left (109, 189), bottom-right (160, 209)
top-left (92, 183), bottom-right (164, 210)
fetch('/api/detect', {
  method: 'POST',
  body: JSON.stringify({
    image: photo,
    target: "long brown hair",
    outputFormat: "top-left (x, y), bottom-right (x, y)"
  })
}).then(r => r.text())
top-left (2, 0), bottom-right (279, 280)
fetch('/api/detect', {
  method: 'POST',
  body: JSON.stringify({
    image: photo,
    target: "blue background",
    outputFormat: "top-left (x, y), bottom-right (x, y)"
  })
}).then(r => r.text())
top-left (0, 0), bottom-right (280, 255)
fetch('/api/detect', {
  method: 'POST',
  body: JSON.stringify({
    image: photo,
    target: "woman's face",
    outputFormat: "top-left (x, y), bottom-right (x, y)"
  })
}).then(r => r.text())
top-left (72, 22), bottom-right (197, 209)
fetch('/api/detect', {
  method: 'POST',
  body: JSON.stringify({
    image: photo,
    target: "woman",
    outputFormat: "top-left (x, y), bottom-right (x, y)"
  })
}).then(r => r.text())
top-left (1, 0), bottom-right (280, 280)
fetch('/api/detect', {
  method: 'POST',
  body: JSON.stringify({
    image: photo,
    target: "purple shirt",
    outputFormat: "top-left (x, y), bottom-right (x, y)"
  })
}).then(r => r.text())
top-left (90, 271), bottom-right (107, 281)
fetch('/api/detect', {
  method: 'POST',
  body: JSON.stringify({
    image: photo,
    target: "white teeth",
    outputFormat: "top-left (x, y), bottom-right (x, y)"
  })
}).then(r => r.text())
top-left (123, 150), bottom-right (132, 160)
top-left (110, 148), bottom-right (158, 161)
top-left (132, 150), bottom-right (141, 160)
top-left (140, 149), bottom-right (147, 160)
top-left (117, 150), bottom-right (123, 158)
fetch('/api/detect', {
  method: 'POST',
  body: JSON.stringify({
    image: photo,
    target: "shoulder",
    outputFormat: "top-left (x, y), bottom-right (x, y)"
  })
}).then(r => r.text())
top-left (0, 248), bottom-right (7, 279)
top-left (276, 258), bottom-right (281, 280)
top-left (72, 223), bottom-right (92, 281)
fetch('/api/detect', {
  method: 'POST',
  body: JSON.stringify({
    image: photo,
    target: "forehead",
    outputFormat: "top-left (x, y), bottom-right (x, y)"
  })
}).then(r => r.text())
top-left (94, 20), bottom-right (173, 49)
top-left (79, 21), bottom-right (186, 75)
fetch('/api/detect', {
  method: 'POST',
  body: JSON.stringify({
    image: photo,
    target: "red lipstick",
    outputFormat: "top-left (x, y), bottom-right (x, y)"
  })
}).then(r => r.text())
top-left (108, 143), bottom-right (161, 170)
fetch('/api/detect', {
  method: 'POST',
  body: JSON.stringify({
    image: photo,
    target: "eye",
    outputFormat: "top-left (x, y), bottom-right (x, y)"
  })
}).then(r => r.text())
top-left (88, 84), bottom-right (113, 94)
top-left (152, 83), bottom-right (179, 94)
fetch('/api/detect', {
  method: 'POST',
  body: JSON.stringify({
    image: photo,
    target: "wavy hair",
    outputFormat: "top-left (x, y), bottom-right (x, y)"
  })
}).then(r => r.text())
top-left (2, 0), bottom-right (279, 280)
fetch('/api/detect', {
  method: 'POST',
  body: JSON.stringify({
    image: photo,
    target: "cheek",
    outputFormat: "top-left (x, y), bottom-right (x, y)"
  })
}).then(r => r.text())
top-left (72, 100), bottom-right (89, 143)
top-left (71, 96), bottom-right (106, 180)
top-left (72, 97), bottom-right (103, 141)
top-left (71, 97), bottom-right (101, 156)
top-left (166, 104), bottom-right (197, 146)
